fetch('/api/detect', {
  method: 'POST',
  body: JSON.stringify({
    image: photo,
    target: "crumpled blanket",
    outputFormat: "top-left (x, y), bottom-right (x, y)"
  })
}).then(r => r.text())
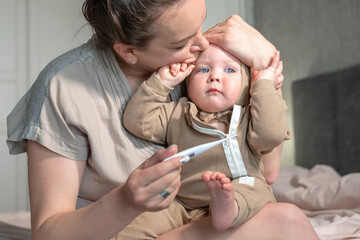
top-left (272, 164), bottom-right (360, 240)
top-left (0, 211), bottom-right (31, 240)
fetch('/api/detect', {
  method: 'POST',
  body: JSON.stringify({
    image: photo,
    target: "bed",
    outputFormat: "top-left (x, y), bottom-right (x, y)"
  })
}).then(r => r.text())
top-left (276, 63), bottom-right (360, 239)
top-left (1, 65), bottom-right (359, 240)
top-left (0, 211), bottom-right (30, 240)
top-left (272, 164), bottom-right (360, 240)
top-left (1, 165), bottom-right (359, 240)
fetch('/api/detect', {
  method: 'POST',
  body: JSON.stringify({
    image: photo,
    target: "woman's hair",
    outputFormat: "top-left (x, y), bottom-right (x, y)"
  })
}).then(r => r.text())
top-left (82, 0), bottom-right (184, 50)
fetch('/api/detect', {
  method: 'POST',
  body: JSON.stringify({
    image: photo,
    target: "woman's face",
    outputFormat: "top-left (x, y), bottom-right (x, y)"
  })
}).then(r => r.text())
top-left (134, 0), bottom-right (209, 73)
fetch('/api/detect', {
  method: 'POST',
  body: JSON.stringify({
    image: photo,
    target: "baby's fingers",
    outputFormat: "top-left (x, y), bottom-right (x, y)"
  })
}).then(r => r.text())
top-left (176, 64), bottom-right (195, 80)
top-left (170, 63), bottom-right (181, 77)
top-left (180, 63), bottom-right (188, 72)
top-left (183, 64), bottom-right (195, 76)
top-left (276, 74), bottom-right (284, 90)
top-left (275, 60), bottom-right (284, 90)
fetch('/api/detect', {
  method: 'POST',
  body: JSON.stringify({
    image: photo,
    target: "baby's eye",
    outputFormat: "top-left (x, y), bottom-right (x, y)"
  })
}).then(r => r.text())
top-left (224, 68), bottom-right (235, 73)
top-left (199, 68), bottom-right (209, 73)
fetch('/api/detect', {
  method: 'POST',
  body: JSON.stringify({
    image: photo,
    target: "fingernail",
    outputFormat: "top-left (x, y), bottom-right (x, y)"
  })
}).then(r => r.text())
top-left (180, 156), bottom-right (190, 164)
top-left (167, 144), bottom-right (177, 149)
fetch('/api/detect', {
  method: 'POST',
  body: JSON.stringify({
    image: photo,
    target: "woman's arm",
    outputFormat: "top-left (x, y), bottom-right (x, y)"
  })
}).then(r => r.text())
top-left (28, 141), bottom-right (182, 240)
top-left (204, 15), bottom-right (276, 72)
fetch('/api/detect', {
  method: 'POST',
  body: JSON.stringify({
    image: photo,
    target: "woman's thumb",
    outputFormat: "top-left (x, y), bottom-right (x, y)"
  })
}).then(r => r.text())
top-left (141, 145), bottom-right (178, 169)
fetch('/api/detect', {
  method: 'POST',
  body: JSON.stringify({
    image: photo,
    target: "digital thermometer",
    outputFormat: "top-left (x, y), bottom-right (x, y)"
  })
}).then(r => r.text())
top-left (163, 134), bottom-right (237, 163)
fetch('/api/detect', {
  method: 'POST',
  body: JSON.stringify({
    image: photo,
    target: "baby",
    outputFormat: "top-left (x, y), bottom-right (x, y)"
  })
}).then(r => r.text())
top-left (124, 44), bottom-right (290, 231)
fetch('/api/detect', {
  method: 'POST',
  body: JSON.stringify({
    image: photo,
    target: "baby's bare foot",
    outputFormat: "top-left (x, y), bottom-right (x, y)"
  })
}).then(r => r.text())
top-left (202, 171), bottom-right (238, 231)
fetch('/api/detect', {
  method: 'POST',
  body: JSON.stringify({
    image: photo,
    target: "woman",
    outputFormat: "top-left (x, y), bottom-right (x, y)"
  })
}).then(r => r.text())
top-left (6, 0), bottom-right (318, 239)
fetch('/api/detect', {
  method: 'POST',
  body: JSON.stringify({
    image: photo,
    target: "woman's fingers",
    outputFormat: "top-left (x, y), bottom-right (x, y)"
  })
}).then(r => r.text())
top-left (140, 145), bottom-right (178, 169)
top-left (144, 163), bottom-right (181, 194)
top-left (131, 167), bottom-right (181, 211)
top-left (204, 15), bottom-right (276, 71)
top-left (125, 146), bottom-right (183, 211)
top-left (270, 51), bottom-right (280, 69)
top-left (137, 150), bottom-right (182, 190)
top-left (144, 170), bottom-right (181, 210)
top-left (276, 60), bottom-right (283, 76)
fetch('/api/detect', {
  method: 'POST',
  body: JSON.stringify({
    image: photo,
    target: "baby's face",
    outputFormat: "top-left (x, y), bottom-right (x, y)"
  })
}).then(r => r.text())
top-left (188, 44), bottom-right (242, 113)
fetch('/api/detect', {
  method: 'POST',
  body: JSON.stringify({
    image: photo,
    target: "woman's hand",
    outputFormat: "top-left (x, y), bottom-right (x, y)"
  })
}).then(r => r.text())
top-left (204, 15), bottom-right (276, 73)
top-left (123, 145), bottom-right (183, 212)
top-left (155, 63), bottom-right (195, 88)
top-left (252, 51), bottom-right (284, 90)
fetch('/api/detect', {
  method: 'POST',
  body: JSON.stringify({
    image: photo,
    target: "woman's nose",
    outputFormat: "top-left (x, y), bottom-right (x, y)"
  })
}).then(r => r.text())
top-left (190, 31), bottom-right (209, 53)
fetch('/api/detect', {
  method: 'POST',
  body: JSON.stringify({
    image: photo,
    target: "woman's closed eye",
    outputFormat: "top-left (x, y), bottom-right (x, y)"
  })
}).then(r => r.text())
top-left (175, 42), bottom-right (189, 50)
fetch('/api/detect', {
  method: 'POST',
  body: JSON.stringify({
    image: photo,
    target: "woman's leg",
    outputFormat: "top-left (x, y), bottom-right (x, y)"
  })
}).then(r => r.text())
top-left (157, 202), bottom-right (319, 240)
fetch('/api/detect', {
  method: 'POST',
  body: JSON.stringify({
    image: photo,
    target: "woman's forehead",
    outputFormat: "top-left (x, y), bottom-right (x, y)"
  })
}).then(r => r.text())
top-left (156, 0), bottom-right (206, 44)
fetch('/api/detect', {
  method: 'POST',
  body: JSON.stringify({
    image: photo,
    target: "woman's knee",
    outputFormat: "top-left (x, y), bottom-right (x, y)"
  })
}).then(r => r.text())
top-left (268, 202), bottom-right (308, 225)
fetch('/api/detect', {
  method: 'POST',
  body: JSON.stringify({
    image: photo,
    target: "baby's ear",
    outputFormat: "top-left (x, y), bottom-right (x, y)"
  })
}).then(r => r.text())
top-left (236, 62), bottom-right (251, 106)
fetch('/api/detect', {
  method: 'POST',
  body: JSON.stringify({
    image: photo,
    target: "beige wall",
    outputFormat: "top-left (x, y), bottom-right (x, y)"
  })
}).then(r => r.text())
top-left (204, 0), bottom-right (253, 30)
top-left (253, 0), bottom-right (360, 165)
top-left (0, 0), bottom-right (91, 213)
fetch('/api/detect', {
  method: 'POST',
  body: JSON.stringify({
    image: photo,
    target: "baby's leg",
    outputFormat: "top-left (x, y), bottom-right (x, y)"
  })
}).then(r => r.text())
top-left (202, 171), bottom-right (238, 231)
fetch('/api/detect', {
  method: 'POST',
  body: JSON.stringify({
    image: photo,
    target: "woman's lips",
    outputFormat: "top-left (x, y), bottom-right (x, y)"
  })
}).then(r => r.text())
top-left (186, 61), bottom-right (196, 65)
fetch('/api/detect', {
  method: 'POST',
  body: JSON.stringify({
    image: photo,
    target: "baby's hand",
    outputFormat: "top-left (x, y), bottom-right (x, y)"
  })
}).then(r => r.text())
top-left (251, 51), bottom-right (284, 90)
top-left (155, 63), bottom-right (195, 88)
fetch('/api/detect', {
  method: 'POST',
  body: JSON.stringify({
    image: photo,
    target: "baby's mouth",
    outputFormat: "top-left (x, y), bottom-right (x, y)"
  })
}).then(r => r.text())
top-left (207, 88), bottom-right (221, 94)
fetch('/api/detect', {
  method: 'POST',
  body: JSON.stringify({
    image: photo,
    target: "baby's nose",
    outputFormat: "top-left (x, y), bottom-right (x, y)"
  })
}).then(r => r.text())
top-left (209, 72), bottom-right (221, 82)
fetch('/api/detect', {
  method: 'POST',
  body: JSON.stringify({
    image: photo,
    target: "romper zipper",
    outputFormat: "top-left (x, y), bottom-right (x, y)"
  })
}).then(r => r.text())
top-left (190, 111), bottom-right (246, 179)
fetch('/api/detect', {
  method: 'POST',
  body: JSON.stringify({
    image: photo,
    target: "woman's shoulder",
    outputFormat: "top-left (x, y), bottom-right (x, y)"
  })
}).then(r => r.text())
top-left (37, 39), bottom-right (95, 87)
top-left (6, 39), bottom-right (101, 158)
top-left (22, 39), bottom-right (97, 115)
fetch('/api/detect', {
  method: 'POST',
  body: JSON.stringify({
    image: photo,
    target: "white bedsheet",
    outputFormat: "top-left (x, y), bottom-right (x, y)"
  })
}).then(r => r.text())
top-left (272, 164), bottom-right (360, 240)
